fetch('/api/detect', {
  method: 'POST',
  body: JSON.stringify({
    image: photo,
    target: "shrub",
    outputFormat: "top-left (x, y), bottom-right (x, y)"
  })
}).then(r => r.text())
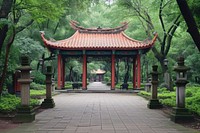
top-left (104, 77), bottom-right (110, 82)
top-left (160, 98), bottom-right (176, 107)
top-left (106, 82), bottom-right (111, 86)
top-left (30, 89), bottom-right (46, 96)
top-left (0, 94), bottom-right (40, 112)
top-left (138, 91), bottom-right (151, 97)
top-left (30, 82), bottom-right (45, 90)
top-left (31, 71), bottom-right (45, 84)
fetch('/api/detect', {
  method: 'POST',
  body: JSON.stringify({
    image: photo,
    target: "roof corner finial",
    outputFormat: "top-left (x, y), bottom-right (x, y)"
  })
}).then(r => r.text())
top-left (152, 31), bottom-right (158, 43)
top-left (40, 31), bottom-right (45, 35)
top-left (97, 26), bottom-right (102, 30)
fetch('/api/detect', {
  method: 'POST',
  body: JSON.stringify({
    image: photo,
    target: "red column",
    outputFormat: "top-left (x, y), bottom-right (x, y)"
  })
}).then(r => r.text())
top-left (82, 54), bottom-right (87, 90)
top-left (137, 54), bottom-right (141, 88)
top-left (57, 54), bottom-right (62, 89)
top-left (111, 54), bottom-right (115, 90)
top-left (61, 60), bottom-right (65, 88)
top-left (133, 59), bottom-right (137, 89)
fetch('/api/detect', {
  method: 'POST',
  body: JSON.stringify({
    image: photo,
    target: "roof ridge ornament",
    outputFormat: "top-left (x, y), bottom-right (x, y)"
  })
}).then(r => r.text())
top-left (69, 20), bottom-right (129, 34)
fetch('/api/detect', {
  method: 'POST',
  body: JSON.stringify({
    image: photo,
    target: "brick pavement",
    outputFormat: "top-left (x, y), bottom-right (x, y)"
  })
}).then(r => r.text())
top-left (4, 93), bottom-right (199, 133)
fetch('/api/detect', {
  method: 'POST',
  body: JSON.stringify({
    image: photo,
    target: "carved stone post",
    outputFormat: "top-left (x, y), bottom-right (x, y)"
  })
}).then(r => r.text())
top-left (147, 65), bottom-right (162, 109)
top-left (14, 56), bottom-right (35, 122)
top-left (171, 57), bottom-right (193, 122)
top-left (41, 66), bottom-right (55, 108)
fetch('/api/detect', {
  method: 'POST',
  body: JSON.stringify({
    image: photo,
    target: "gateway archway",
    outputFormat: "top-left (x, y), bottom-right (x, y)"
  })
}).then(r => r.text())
top-left (41, 20), bottom-right (157, 90)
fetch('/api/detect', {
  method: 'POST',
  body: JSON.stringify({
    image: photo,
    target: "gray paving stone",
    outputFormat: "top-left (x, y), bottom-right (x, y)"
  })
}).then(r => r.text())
top-left (4, 90), bottom-right (199, 133)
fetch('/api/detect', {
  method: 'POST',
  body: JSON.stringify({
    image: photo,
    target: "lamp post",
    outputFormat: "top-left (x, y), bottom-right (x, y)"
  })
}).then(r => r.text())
top-left (171, 56), bottom-right (193, 122)
top-left (147, 65), bottom-right (162, 109)
top-left (164, 58), bottom-right (168, 70)
top-left (41, 66), bottom-right (55, 108)
top-left (163, 58), bottom-right (172, 91)
top-left (39, 58), bottom-right (44, 73)
top-left (14, 55), bottom-right (35, 122)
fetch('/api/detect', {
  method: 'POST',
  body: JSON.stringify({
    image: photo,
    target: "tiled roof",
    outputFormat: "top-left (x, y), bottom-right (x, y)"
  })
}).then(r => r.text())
top-left (91, 69), bottom-right (106, 74)
top-left (41, 21), bottom-right (157, 50)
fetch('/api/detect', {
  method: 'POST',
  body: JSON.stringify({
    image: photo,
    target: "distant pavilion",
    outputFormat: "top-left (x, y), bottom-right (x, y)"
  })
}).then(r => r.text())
top-left (91, 69), bottom-right (106, 82)
top-left (41, 20), bottom-right (157, 90)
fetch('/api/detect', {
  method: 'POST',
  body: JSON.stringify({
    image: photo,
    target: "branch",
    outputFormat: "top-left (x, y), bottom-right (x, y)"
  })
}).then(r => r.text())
top-left (151, 46), bottom-right (162, 62)
top-left (164, 21), bottom-right (180, 56)
top-left (159, 0), bottom-right (166, 34)
top-left (161, 14), bottom-right (181, 55)
top-left (54, 21), bottom-right (60, 35)
top-left (16, 19), bottom-right (34, 33)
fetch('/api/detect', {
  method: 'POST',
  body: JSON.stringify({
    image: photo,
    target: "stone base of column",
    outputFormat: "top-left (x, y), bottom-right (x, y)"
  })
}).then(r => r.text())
top-left (171, 107), bottom-right (194, 123)
top-left (41, 98), bottom-right (55, 108)
top-left (147, 99), bottom-right (163, 109)
top-left (82, 87), bottom-right (87, 90)
top-left (13, 106), bottom-right (35, 123)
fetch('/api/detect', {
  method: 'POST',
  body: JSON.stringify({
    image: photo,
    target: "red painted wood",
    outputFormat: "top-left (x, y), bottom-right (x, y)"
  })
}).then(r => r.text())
top-left (137, 54), bottom-right (141, 88)
top-left (57, 54), bottom-right (62, 89)
top-left (111, 54), bottom-right (115, 90)
top-left (62, 60), bottom-right (65, 88)
top-left (133, 59), bottom-right (136, 89)
top-left (82, 54), bottom-right (87, 90)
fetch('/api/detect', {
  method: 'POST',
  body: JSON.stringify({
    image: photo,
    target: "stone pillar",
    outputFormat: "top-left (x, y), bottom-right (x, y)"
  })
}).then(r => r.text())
top-left (171, 57), bottom-right (193, 122)
top-left (14, 56), bottom-right (35, 123)
top-left (147, 65), bottom-right (162, 109)
top-left (111, 53), bottom-right (115, 90)
top-left (41, 66), bottom-right (55, 108)
top-left (52, 77), bottom-right (55, 93)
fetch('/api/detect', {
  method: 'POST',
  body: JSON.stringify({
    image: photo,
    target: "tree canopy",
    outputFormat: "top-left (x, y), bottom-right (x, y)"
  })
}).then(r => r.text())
top-left (0, 0), bottom-right (200, 94)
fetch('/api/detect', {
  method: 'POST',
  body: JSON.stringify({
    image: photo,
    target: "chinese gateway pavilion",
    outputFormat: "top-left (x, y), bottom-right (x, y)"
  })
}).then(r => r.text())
top-left (41, 21), bottom-right (157, 90)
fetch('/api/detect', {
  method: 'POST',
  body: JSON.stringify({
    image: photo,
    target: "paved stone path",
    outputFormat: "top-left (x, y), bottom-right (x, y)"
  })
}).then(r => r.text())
top-left (4, 93), bottom-right (199, 133)
top-left (87, 82), bottom-right (110, 90)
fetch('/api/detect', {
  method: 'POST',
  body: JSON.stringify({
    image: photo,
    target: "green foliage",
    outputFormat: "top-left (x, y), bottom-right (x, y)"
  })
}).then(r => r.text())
top-left (138, 91), bottom-right (151, 97)
top-left (13, 37), bottom-right (44, 61)
top-left (30, 82), bottom-right (45, 90)
top-left (30, 89), bottom-right (46, 96)
top-left (160, 98), bottom-right (176, 107)
top-left (0, 94), bottom-right (40, 112)
top-left (15, 0), bottom-right (65, 23)
top-left (139, 86), bottom-right (200, 115)
top-left (0, 94), bottom-right (20, 112)
top-left (104, 77), bottom-right (110, 82)
top-left (31, 71), bottom-right (45, 84)
top-left (65, 82), bottom-right (73, 89)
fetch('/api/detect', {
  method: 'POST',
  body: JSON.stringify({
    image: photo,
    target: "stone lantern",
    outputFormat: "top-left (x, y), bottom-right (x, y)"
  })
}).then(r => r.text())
top-left (171, 56), bottom-right (193, 122)
top-left (163, 58), bottom-right (173, 91)
top-left (147, 65), bottom-right (162, 109)
top-left (41, 66), bottom-right (55, 108)
top-left (14, 55), bottom-right (35, 122)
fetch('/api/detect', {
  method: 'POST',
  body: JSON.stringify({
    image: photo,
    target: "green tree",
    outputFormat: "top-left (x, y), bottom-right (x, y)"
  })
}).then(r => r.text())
top-left (0, 0), bottom-right (65, 94)
top-left (117, 0), bottom-right (181, 74)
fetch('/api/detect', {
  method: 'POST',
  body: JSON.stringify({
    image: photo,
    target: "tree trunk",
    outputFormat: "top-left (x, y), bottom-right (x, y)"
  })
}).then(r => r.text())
top-left (69, 67), bottom-right (73, 82)
top-left (176, 0), bottom-right (200, 51)
top-left (0, 29), bottom-right (15, 94)
top-left (0, 0), bottom-right (14, 53)
top-left (0, 25), bottom-right (8, 53)
top-left (124, 58), bottom-right (130, 83)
